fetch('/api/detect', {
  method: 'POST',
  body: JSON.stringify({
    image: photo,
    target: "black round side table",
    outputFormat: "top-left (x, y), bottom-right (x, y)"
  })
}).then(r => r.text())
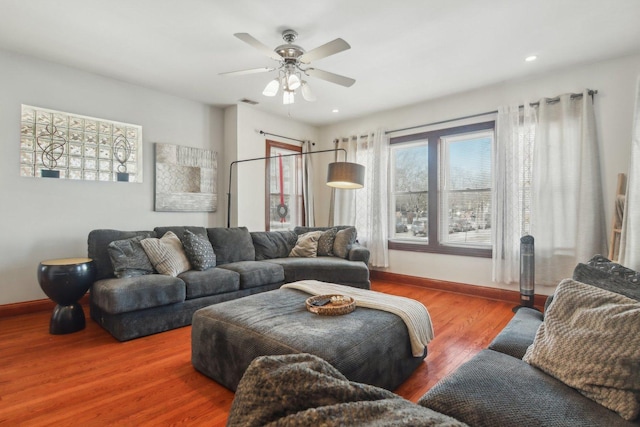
top-left (37, 257), bottom-right (96, 334)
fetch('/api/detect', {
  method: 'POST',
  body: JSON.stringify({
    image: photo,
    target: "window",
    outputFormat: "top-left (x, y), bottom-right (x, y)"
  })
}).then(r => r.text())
top-left (389, 121), bottom-right (494, 257)
top-left (265, 140), bottom-right (304, 231)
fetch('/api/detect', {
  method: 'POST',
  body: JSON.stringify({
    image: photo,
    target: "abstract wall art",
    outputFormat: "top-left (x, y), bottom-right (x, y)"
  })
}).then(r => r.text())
top-left (20, 105), bottom-right (143, 182)
top-left (154, 143), bottom-right (218, 212)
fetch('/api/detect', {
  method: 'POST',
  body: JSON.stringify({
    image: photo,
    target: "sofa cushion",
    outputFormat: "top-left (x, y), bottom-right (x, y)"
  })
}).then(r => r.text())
top-left (182, 229), bottom-right (216, 270)
top-left (153, 226), bottom-right (208, 241)
top-left (265, 257), bottom-right (370, 289)
top-left (208, 227), bottom-right (255, 265)
top-left (523, 279), bottom-right (640, 421)
top-left (178, 267), bottom-right (240, 299)
top-left (289, 231), bottom-right (324, 258)
top-left (219, 261), bottom-right (284, 289)
top-left (141, 231), bottom-right (191, 276)
top-left (88, 229), bottom-right (156, 281)
top-left (487, 307), bottom-right (543, 359)
top-left (251, 231), bottom-right (297, 260)
top-left (418, 349), bottom-right (636, 427)
top-left (91, 274), bottom-right (186, 314)
top-left (107, 235), bottom-right (155, 278)
top-left (293, 225), bottom-right (352, 235)
top-left (333, 227), bottom-right (357, 259)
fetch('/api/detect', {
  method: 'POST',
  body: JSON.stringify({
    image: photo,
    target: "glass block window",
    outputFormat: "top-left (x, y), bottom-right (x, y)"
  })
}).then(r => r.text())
top-left (20, 105), bottom-right (143, 182)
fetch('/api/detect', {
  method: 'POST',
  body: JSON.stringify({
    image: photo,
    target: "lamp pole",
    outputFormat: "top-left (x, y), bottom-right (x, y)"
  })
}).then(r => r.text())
top-left (227, 148), bottom-right (347, 228)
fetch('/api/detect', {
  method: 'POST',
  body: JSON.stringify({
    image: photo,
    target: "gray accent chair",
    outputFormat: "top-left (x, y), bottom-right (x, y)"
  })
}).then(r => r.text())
top-left (87, 226), bottom-right (370, 341)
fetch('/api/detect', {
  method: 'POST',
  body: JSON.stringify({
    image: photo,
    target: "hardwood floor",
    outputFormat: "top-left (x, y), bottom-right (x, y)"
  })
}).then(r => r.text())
top-left (0, 280), bottom-right (515, 426)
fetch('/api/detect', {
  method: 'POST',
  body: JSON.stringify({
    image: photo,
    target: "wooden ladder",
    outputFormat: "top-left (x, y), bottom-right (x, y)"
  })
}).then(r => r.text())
top-left (608, 173), bottom-right (627, 262)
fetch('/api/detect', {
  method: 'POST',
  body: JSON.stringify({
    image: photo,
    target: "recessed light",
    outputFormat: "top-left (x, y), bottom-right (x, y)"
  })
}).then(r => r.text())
top-left (525, 55), bottom-right (537, 62)
top-left (332, 109), bottom-right (339, 113)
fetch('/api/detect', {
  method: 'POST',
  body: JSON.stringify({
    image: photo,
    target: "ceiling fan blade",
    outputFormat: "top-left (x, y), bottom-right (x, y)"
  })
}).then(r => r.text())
top-left (219, 67), bottom-right (275, 76)
top-left (299, 38), bottom-right (350, 64)
top-left (234, 33), bottom-right (282, 61)
top-left (306, 68), bottom-right (356, 87)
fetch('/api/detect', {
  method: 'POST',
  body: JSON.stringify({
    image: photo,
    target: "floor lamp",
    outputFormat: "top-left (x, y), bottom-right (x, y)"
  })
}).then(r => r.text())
top-left (227, 148), bottom-right (365, 227)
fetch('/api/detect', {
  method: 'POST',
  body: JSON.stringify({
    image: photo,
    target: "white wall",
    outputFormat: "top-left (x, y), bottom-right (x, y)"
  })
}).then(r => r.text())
top-left (226, 103), bottom-right (319, 231)
top-left (318, 52), bottom-right (640, 295)
top-left (4, 49), bottom-right (638, 305)
top-left (0, 50), bottom-right (225, 305)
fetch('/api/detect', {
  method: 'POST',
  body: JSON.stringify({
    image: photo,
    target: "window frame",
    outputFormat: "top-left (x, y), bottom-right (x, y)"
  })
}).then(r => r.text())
top-left (264, 140), bottom-right (305, 231)
top-left (388, 121), bottom-right (494, 258)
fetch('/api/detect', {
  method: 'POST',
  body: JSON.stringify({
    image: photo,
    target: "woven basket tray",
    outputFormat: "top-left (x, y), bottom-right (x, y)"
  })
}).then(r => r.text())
top-left (305, 294), bottom-right (356, 316)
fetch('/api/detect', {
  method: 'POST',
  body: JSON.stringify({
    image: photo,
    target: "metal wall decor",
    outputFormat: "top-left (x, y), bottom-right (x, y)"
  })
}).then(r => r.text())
top-left (20, 105), bottom-right (143, 182)
top-left (154, 143), bottom-right (218, 212)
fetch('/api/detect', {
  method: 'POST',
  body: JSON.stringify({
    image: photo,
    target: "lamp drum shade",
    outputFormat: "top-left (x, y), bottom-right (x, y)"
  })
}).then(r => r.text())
top-left (326, 162), bottom-right (365, 189)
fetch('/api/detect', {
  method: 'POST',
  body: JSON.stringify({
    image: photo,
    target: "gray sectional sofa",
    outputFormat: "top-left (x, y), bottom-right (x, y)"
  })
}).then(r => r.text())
top-left (418, 255), bottom-right (640, 426)
top-left (87, 225), bottom-right (370, 341)
top-left (225, 255), bottom-right (640, 426)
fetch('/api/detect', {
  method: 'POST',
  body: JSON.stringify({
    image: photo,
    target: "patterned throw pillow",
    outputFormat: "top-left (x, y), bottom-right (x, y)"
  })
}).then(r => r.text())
top-left (141, 231), bottom-right (191, 276)
top-left (289, 231), bottom-right (324, 258)
top-left (317, 228), bottom-right (338, 256)
top-left (523, 279), bottom-right (640, 420)
top-left (333, 227), bottom-right (357, 259)
top-left (107, 235), bottom-right (154, 278)
top-left (182, 229), bottom-right (216, 270)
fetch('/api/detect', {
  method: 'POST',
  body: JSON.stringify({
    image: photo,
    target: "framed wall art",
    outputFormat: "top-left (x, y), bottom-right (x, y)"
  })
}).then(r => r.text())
top-left (154, 143), bottom-right (218, 212)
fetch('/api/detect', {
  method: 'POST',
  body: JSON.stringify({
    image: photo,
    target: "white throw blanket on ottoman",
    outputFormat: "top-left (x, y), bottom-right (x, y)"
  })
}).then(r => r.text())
top-left (282, 280), bottom-right (434, 357)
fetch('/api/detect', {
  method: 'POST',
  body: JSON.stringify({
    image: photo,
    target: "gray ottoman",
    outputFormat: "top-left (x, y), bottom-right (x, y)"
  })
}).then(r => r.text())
top-left (191, 287), bottom-right (427, 391)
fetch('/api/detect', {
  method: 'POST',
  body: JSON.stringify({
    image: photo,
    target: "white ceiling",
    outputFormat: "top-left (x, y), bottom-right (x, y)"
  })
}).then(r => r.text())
top-left (1, 0), bottom-right (640, 126)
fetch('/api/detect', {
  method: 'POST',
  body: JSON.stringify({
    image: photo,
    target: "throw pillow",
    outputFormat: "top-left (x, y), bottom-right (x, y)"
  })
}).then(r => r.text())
top-left (141, 231), bottom-right (191, 277)
top-left (182, 229), bottom-right (216, 271)
top-left (317, 228), bottom-right (338, 256)
top-left (523, 279), bottom-right (640, 421)
top-left (107, 235), bottom-right (154, 278)
top-left (208, 227), bottom-right (255, 265)
top-left (289, 231), bottom-right (324, 258)
top-left (333, 227), bottom-right (357, 259)
top-left (251, 231), bottom-right (298, 260)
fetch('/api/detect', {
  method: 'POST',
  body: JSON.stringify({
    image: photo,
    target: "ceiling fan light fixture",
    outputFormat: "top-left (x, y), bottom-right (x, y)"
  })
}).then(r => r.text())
top-left (287, 73), bottom-right (301, 90)
top-left (301, 81), bottom-right (316, 102)
top-left (262, 78), bottom-right (280, 96)
top-left (283, 90), bottom-right (295, 105)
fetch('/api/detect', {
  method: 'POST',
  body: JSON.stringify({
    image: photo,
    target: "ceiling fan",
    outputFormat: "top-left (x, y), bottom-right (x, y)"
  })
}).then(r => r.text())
top-left (220, 29), bottom-right (356, 104)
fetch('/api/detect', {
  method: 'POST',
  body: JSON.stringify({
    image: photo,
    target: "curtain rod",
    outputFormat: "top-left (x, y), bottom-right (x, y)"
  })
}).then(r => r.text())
top-left (385, 89), bottom-right (598, 135)
top-left (333, 133), bottom-right (374, 144)
top-left (259, 130), bottom-right (315, 145)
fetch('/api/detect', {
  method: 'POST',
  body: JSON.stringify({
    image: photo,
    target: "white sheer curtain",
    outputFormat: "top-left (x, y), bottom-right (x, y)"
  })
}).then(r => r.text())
top-left (301, 141), bottom-right (315, 227)
top-left (494, 90), bottom-right (605, 286)
top-left (332, 129), bottom-right (389, 267)
top-left (619, 75), bottom-right (640, 269)
top-left (492, 104), bottom-right (536, 284)
top-left (531, 90), bottom-right (606, 285)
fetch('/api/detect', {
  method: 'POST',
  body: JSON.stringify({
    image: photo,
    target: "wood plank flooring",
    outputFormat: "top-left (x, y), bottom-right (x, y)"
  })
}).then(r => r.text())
top-left (0, 280), bottom-right (515, 426)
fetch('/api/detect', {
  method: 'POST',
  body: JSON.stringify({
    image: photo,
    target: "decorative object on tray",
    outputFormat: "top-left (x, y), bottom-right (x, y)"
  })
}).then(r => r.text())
top-left (305, 294), bottom-right (356, 316)
top-left (113, 134), bottom-right (133, 182)
top-left (36, 124), bottom-right (66, 178)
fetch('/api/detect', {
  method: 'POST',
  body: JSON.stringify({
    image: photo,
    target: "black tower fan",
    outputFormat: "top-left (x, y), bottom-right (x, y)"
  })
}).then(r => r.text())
top-left (515, 235), bottom-right (535, 311)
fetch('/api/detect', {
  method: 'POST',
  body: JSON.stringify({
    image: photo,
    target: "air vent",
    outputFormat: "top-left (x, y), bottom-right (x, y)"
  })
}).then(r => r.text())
top-left (240, 98), bottom-right (259, 105)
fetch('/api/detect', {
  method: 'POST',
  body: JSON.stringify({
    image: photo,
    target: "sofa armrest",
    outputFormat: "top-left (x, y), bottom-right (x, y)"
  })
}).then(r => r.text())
top-left (487, 307), bottom-right (543, 359)
top-left (348, 244), bottom-right (370, 265)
